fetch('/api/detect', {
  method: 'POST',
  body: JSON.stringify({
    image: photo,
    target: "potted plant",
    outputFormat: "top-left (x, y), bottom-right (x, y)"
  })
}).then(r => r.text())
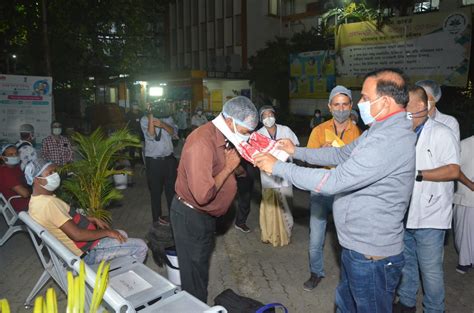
top-left (61, 128), bottom-right (140, 222)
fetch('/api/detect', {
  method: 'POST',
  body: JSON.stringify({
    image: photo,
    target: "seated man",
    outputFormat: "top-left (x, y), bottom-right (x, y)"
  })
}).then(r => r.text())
top-left (0, 144), bottom-right (30, 212)
top-left (25, 158), bottom-right (148, 265)
top-left (16, 123), bottom-right (38, 170)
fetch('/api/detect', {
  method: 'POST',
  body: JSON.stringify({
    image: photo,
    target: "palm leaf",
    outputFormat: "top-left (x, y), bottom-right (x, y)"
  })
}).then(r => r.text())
top-left (60, 127), bottom-right (140, 220)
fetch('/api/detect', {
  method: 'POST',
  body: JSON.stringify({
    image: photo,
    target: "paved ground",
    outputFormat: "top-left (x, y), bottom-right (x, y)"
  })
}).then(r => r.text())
top-left (1, 163), bottom-right (474, 312)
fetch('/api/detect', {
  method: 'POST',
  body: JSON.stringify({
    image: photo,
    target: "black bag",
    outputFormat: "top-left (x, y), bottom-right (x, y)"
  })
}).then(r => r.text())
top-left (214, 289), bottom-right (275, 313)
top-left (146, 221), bottom-right (175, 267)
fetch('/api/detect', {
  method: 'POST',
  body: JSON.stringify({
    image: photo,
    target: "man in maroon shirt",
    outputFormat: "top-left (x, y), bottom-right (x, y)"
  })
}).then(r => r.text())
top-left (172, 96), bottom-right (258, 302)
top-left (0, 144), bottom-right (30, 212)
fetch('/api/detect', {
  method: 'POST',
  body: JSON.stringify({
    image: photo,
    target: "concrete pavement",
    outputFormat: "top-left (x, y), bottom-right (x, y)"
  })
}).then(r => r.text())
top-left (1, 164), bottom-right (473, 312)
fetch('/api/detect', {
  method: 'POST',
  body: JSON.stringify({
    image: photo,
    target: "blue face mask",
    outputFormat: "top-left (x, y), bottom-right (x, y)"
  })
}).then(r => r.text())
top-left (357, 97), bottom-right (384, 125)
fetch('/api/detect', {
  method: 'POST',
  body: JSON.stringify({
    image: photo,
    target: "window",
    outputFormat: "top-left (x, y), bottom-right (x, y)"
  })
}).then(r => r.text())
top-left (413, 0), bottom-right (439, 13)
top-left (200, 22), bottom-right (207, 50)
top-left (226, 0), bottom-right (233, 17)
top-left (216, 19), bottom-right (224, 48)
top-left (463, 0), bottom-right (474, 4)
top-left (234, 15), bottom-right (241, 46)
top-left (207, 0), bottom-right (215, 21)
top-left (268, 0), bottom-right (279, 16)
top-left (193, 0), bottom-right (199, 25)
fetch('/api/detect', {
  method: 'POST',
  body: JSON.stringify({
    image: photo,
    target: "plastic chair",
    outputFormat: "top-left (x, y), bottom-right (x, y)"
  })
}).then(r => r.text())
top-left (0, 193), bottom-right (26, 246)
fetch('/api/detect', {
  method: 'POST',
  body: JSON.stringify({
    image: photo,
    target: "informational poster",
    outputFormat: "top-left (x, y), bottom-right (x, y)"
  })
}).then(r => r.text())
top-left (211, 89), bottom-right (223, 112)
top-left (336, 10), bottom-right (472, 87)
top-left (0, 74), bottom-right (52, 143)
top-left (289, 50), bottom-right (336, 99)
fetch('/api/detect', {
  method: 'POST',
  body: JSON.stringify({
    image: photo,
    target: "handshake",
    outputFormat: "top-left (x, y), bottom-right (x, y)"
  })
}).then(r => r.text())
top-left (238, 132), bottom-right (296, 174)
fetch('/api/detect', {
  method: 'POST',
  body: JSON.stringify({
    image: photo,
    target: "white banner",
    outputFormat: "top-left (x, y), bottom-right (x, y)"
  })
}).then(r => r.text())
top-left (335, 10), bottom-right (472, 87)
top-left (0, 74), bottom-right (53, 144)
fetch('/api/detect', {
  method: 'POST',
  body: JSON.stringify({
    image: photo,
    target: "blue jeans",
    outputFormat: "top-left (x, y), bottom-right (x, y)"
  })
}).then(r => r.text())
top-left (336, 248), bottom-right (404, 313)
top-left (83, 230), bottom-right (148, 265)
top-left (309, 194), bottom-right (334, 277)
top-left (397, 228), bottom-right (446, 312)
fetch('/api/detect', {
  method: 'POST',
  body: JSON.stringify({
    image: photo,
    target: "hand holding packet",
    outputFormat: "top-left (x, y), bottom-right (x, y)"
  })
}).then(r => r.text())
top-left (240, 132), bottom-right (290, 165)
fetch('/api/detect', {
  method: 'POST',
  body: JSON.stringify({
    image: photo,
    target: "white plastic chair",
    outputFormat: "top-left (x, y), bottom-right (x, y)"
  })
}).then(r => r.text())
top-left (0, 193), bottom-right (26, 246)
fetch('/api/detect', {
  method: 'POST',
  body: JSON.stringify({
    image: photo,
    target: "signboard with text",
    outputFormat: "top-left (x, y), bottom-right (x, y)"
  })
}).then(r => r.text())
top-left (0, 74), bottom-right (52, 143)
top-left (335, 10), bottom-right (472, 87)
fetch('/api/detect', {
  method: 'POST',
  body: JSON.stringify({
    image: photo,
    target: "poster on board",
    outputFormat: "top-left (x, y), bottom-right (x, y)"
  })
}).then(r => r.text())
top-left (289, 50), bottom-right (336, 99)
top-left (335, 9), bottom-right (472, 87)
top-left (0, 74), bottom-right (52, 144)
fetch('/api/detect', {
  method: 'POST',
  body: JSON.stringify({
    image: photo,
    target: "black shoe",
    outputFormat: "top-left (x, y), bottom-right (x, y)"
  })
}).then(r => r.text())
top-left (393, 301), bottom-right (416, 313)
top-left (303, 273), bottom-right (322, 291)
top-left (456, 264), bottom-right (472, 274)
top-left (234, 223), bottom-right (251, 233)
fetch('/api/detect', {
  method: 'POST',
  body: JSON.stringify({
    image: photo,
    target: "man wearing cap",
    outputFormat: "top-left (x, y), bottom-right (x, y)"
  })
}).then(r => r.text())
top-left (26, 158), bottom-right (148, 265)
top-left (254, 69), bottom-right (416, 312)
top-left (41, 121), bottom-right (73, 166)
top-left (393, 86), bottom-right (461, 313)
top-left (0, 144), bottom-right (30, 212)
top-left (303, 85), bottom-right (361, 291)
top-left (416, 80), bottom-right (460, 143)
top-left (16, 123), bottom-right (38, 170)
top-left (256, 105), bottom-right (299, 246)
top-left (171, 96), bottom-right (258, 302)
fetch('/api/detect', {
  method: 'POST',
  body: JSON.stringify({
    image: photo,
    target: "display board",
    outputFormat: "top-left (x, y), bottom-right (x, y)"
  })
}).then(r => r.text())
top-left (336, 9), bottom-right (472, 87)
top-left (289, 50), bottom-right (336, 99)
top-left (0, 74), bottom-right (52, 144)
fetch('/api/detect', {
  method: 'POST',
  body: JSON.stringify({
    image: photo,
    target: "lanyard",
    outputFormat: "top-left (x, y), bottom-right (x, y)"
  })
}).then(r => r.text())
top-left (333, 123), bottom-right (345, 141)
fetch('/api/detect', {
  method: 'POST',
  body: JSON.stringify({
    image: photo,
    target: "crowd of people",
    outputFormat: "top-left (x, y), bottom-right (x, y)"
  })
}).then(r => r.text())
top-left (1, 67), bottom-right (473, 312)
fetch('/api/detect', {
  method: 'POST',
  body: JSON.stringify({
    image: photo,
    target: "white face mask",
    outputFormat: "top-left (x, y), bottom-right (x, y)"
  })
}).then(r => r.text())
top-left (232, 119), bottom-right (250, 142)
top-left (4, 156), bottom-right (20, 166)
top-left (262, 117), bottom-right (276, 128)
top-left (357, 97), bottom-right (384, 125)
top-left (39, 172), bottom-right (61, 191)
top-left (52, 128), bottom-right (62, 135)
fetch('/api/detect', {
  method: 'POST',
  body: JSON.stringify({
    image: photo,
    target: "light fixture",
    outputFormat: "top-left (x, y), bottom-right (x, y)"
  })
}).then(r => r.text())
top-left (149, 86), bottom-right (164, 97)
top-left (12, 54), bottom-right (17, 59)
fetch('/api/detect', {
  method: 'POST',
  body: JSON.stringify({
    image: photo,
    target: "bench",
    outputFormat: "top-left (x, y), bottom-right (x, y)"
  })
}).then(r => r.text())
top-left (19, 211), bottom-right (227, 312)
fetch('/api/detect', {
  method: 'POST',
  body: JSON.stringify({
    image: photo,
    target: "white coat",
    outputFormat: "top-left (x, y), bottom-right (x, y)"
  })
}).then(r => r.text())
top-left (406, 118), bottom-right (460, 229)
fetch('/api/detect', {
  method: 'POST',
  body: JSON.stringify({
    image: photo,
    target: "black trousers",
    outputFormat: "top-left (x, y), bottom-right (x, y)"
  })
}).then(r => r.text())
top-left (235, 161), bottom-right (256, 225)
top-left (170, 196), bottom-right (216, 303)
top-left (145, 156), bottom-right (177, 222)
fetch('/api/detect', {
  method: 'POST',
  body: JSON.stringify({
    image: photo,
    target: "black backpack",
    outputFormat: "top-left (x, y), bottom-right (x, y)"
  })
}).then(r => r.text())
top-left (214, 289), bottom-right (287, 313)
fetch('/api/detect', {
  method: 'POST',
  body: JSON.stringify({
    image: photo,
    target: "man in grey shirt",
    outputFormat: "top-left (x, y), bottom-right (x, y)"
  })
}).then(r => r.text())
top-left (255, 68), bottom-right (416, 312)
top-left (141, 104), bottom-right (178, 226)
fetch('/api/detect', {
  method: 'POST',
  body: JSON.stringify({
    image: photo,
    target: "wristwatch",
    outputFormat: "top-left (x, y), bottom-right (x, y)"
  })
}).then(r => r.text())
top-left (415, 170), bottom-right (423, 182)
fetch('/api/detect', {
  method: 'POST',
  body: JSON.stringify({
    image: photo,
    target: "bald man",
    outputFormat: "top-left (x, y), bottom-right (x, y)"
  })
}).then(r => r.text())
top-left (254, 68), bottom-right (416, 312)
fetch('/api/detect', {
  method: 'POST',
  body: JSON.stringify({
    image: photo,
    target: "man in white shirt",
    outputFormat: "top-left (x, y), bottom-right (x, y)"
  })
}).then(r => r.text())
top-left (394, 86), bottom-right (460, 313)
top-left (453, 136), bottom-right (474, 274)
top-left (191, 109), bottom-right (208, 129)
top-left (416, 80), bottom-right (460, 142)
